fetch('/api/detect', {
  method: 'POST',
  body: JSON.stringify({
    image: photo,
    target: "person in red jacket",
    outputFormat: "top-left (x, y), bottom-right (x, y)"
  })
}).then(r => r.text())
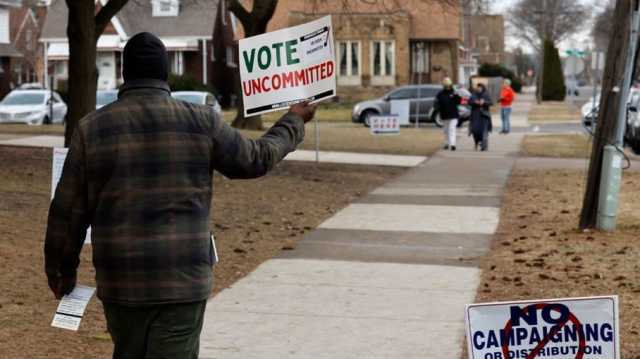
top-left (499, 79), bottom-right (516, 134)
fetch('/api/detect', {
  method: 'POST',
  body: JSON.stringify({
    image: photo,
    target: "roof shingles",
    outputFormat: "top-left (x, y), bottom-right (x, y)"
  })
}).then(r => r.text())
top-left (41, 0), bottom-right (218, 40)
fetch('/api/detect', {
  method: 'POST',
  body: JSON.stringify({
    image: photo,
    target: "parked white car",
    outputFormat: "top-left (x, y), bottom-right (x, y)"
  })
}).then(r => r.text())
top-left (96, 90), bottom-right (118, 109)
top-left (171, 91), bottom-right (222, 117)
top-left (0, 90), bottom-right (67, 125)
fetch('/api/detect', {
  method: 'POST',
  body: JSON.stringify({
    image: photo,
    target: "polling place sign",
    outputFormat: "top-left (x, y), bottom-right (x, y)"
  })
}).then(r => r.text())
top-left (465, 296), bottom-right (619, 359)
top-left (239, 16), bottom-right (336, 116)
top-left (52, 148), bottom-right (91, 244)
top-left (370, 115), bottom-right (400, 135)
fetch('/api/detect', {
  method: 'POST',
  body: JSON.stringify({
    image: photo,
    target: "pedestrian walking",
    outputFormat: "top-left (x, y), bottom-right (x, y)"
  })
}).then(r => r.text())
top-left (499, 79), bottom-right (516, 134)
top-left (433, 77), bottom-right (462, 151)
top-left (469, 83), bottom-right (493, 151)
top-left (44, 32), bottom-right (316, 359)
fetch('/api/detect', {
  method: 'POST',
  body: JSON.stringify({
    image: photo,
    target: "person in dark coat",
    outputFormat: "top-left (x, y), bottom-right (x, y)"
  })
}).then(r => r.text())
top-left (44, 32), bottom-right (316, 359)
top-left (469, 83), bottom-right (493, 151)
top-left (433, 77), bottom-right (462, 151)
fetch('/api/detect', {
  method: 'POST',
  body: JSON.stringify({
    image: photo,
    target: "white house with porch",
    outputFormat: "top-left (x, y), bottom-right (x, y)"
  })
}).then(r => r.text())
top-left (40, 0), bottom-right (218, 90)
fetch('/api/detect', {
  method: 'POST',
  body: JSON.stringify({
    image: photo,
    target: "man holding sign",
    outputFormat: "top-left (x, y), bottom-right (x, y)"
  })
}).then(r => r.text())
top-left (45, 32), bottom-right (315, 358)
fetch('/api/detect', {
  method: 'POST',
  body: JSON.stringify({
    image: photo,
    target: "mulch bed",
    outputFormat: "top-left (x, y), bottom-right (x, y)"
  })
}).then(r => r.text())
top-left (0, 146), bottom-right (403, 358)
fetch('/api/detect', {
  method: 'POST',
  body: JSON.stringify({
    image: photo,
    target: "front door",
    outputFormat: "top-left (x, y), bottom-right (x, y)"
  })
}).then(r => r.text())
top-left (96, 52), bottom-right (116, 90)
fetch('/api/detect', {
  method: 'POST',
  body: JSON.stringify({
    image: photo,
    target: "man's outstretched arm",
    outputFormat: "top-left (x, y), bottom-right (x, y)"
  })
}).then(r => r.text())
top-left (211, 102), bottom-right (316, 179)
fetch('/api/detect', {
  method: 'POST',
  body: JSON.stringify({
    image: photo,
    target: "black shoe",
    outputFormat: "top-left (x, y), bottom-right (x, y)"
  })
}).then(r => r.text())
top-left (451, 146), bottom-right (456, 151)
top-left (474, 143), bottom-right (478, 151)
top-left (443, 145), bottom-right (450, 150)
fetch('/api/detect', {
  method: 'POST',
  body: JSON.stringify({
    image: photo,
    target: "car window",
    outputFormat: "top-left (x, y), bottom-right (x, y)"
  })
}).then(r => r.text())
top-left (53, 92), bottom-right (63, 103)
top-left (1, 93), bottom-right (46, 105)
top-left (173, 93), bottom-right (204, 105)
top-left (418, 87), bottom-right (441, 98)
top-left (205, 95), bottom-right (216, 106)
top-left (97, 92), bottom-right (117, 106)
top-left (388, 88), bottom-right (418, 100)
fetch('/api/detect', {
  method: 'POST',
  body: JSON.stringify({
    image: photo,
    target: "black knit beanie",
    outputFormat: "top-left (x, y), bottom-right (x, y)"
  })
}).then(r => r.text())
top-left (122, 32), bottom-right (168, 82)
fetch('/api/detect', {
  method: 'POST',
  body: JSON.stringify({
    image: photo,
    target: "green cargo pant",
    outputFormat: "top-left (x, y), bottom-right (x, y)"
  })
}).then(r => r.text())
top-left (103, 300), bottom-right (207, 359)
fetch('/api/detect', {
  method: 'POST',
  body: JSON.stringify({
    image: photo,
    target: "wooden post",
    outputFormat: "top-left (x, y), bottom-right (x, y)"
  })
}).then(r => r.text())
top-left (580, 0), bottom-right (635, 229)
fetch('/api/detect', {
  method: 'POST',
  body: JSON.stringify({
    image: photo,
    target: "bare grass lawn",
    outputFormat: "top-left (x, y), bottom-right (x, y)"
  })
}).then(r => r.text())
top-left (522, 134), bottom-right (592, 158)
top-left (474, 169), bottom-right (640, 357)
top-left (0, 123), bottom-right (64, 136)
top-left (241, 123), bottom-right (442, 156)
top-left (528, 101), bottom-right (581, 123)
top-left (0, 146), bottom-right (403, 358)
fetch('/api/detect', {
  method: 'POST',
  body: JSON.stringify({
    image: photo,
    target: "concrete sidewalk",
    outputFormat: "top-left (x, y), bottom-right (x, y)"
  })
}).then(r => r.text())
top-left (198, 96), bottom-right (532, 358)
top-left (0, 135), bottom-right (426, 167)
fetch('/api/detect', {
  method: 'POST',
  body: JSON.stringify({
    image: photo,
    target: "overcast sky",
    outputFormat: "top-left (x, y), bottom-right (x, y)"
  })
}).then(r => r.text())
top-left (490, 0), bottom-right (596, 54)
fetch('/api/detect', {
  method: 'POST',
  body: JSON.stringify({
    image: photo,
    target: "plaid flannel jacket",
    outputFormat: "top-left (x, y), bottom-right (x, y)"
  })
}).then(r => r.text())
top-left (44, 79), bottom-right (305, 304)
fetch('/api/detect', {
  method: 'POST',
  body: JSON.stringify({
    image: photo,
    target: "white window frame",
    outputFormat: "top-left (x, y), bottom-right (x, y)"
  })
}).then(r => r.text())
top-left (152, 0), bottom-right (179, 17)
top-left (172, 51), bottom-right (184, 75)
top-left (370, 40), bottom-right (395, 86)
top-left (0, 9), bottom-right (9, 44)
top-left (336, 40), bottom-right (361, 86)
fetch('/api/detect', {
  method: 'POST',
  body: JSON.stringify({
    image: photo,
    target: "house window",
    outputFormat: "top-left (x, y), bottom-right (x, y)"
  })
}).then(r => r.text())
top-left (172, 51), bottom-right (184, 75)
top-left (0, 9), bottom-right (9, 43)
top-left (411, 41), bottom-right (430, 83)
top-left (337, 41), bottom-right (360, 86)
top-left (371, 40), bottom-right (395, 86)
top-left (152, 0), bottom-right (179, 17)
top-left (26, 30), bottom-right (33, 51)
top-left (477, 36), bottom-right (490, 52)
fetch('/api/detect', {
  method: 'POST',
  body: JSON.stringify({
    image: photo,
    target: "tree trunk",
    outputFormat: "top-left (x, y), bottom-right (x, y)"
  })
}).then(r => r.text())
top-left (64, 0), bottom-right (97, 146)
top-left (231, 63), bottom-right (263, 129)
top-left (579, 0), bottom-right (632, 229)
top-left (227, 0), bottom-right (279, 130)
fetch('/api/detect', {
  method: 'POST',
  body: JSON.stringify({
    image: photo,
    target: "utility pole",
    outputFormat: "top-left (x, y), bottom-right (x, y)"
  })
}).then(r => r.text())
top-left (580, 0), bottom-right (640, 229)
top-left (595, 0), bottom-right (640, 230)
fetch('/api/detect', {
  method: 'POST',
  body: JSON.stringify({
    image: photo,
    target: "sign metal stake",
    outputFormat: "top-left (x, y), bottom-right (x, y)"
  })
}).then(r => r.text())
top-left (314, 116), bottom-right (320, 163)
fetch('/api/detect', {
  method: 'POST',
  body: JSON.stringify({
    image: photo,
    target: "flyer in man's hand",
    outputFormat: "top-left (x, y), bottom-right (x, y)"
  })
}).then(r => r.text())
top-left (239, 16), bottom-right (336, 117)
top-left (51, 285), bottom-right (96, 331)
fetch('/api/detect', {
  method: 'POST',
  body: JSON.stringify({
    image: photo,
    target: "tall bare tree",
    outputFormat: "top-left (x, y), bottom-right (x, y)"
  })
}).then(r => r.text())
top-left (592, 0), bottom-right (615, 51)
top-left (580, 0), bottom-right (636, 229)
top-left (227, 0), bottom-right (279, 130)
top-left (509, 0), bottom-right (589, 52)
top-left (64, 0), bottom-right (129, 146)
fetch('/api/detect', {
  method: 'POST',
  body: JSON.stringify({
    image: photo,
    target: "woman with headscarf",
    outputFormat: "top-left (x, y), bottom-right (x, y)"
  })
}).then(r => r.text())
top-left (469, 83), bottom-right (493, 151)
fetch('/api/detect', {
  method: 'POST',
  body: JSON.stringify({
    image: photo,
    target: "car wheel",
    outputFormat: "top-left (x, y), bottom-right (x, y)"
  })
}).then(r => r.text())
top-left (433, 113), bottom-right (443, 128)
top-left (29, 116), bottom-right (45, 126)
top-left (361, 110), bottom-right (378, 127)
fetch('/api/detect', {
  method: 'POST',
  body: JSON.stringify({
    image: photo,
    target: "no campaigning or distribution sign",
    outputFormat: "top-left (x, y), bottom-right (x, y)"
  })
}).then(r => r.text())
top-left (239, 16), bottom-right (336, 117)
top-left (465, 296), bottom-right (620, 359)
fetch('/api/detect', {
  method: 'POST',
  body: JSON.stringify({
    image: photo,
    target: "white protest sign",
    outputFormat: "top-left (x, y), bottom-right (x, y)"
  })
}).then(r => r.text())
top-left (52, 148), bottom-right (91, 244)
top-left (51, 285), bottom-right (96, 331)
top-left (370, 115), bottom-right (400, 135)
top-left (239, 16), bottom-right (336, 117)
top-left (465, 296), bottom-right (619, 359)
top-left (390, 100), bottom-right (411, 126)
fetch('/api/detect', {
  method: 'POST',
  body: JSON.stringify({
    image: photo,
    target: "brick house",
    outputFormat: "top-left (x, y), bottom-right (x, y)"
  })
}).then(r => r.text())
top-left (10, 4), bottom-right (45, 85)
top-left (234, 0), bottom-right (462, 101)
top-left (0, 0), bottom-right (22, 98)
top-left (40, 0), bottom-right (218, 91)
top-left (467, 14), bottom-right (505, 66)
